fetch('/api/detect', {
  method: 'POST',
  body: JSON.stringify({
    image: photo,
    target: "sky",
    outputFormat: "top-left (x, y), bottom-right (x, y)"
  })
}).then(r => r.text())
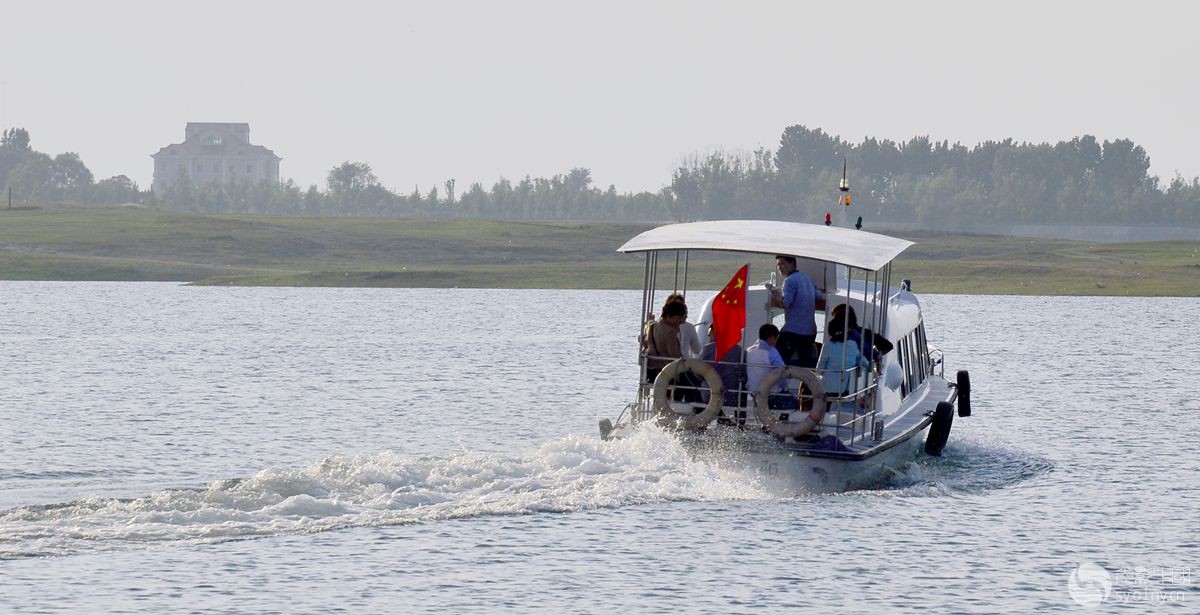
top-left (1, 1), bottom-right (1197, 194)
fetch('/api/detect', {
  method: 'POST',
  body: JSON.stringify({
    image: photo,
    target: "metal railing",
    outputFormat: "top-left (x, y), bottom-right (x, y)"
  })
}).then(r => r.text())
top-left (631, 355), bottom-right (880, 445)
top-left (928, 347), bottom-right (945, 379)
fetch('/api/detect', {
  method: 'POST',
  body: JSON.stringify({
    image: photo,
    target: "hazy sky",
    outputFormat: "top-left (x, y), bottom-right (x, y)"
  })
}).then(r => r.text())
top-left (2, 1), bottom-right (1196, 193)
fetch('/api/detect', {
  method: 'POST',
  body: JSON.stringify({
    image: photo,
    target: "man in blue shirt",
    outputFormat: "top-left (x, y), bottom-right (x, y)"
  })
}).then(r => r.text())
top-left (767, 255), bottom-right (823, 368)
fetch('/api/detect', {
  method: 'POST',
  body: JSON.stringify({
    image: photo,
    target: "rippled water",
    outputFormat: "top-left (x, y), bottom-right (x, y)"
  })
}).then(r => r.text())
top-left (1, 283), bottom-right (1197, 612)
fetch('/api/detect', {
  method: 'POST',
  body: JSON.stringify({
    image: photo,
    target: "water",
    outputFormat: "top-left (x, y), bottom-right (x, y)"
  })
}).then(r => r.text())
top-left (1, 283), bottom-right (1197, 612)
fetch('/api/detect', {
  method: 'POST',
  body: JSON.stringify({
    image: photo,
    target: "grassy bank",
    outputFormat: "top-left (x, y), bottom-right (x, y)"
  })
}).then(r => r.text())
top-left (1, 206), bottom-right (1197, 295)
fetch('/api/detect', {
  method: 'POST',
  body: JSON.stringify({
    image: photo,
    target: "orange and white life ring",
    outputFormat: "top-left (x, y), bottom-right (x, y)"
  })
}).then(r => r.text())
top-left (652, 358), bottom-right (724, 430)
top-left (753, 366), bottom-right (827, 438)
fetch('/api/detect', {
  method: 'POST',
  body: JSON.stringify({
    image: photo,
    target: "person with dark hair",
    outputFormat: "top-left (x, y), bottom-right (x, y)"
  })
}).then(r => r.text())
top-left (643, 300), bottom-right (704, 402)
top-left (817, 319), bottom-right (870, 404)
top-left (664, 293), bottom-right (701, 359)
top-left (829, 303), bottom-right (890, 369)
top-left (645, 300), bottom-right (686, 382)
top-left (746, 323), bottom-right (797, 409)
top-left (767, 254), bottom-right (824, 368)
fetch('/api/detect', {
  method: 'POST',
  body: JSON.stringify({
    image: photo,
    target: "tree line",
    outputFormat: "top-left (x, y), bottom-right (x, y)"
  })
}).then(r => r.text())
top-left (3, 125), bottom-right (1199, 227)
top-left (669, 126), bottom-right (1200, 227)
top-left (0, 128), bottom-right (141, 206)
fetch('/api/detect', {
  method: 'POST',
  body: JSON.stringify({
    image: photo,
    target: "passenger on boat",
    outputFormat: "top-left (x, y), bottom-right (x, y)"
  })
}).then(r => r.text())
top-left (643, 301), bottom-right (704, 402)
top-left (640, 294), bottom-right (701, 359)
top-left (645, 300), bottom-right (686, 383)
top-left (699, 323), bottom-right (745, 406)
top-left (817, 320), bottom-right (870, 403)
top-left (664, 293), bottom-right (702, 358)
top-left (746, 323), bottom-right (799, 410)
top-left (828, 304), bottom-right (887, 369)
top-left (767, 255), bottom-right (824, 368)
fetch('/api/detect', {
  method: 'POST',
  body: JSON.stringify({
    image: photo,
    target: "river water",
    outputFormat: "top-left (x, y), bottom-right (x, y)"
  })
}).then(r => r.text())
top-left (0, 283), bottom-right (1196, 613)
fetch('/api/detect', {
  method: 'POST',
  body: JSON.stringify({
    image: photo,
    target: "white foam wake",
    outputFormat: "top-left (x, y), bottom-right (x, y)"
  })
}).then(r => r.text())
top-left (0, 427), bottom-right (769, 558)
top-left (872, 433), bottom-right (1055, 497)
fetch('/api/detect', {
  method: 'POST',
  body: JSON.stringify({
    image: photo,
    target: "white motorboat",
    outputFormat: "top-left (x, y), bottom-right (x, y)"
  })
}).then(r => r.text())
top-left (599, 215), bottom-right (973, 493)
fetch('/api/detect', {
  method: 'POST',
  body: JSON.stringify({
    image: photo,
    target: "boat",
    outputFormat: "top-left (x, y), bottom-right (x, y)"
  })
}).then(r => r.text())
top-left (599, 187), bottom-right (974, 493)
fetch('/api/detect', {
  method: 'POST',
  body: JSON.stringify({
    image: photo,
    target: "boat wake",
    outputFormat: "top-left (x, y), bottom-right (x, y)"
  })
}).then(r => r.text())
top-left (876, 434), bottom-right (1054, 496)
top-left (1, 428), bottom-right (1050, 558)
top-left (0, 427), bottom-right (769, 559)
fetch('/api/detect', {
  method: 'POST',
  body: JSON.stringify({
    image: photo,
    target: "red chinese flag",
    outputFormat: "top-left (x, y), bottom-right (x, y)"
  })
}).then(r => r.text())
top-left (711, 264), bottom-right (748, 363)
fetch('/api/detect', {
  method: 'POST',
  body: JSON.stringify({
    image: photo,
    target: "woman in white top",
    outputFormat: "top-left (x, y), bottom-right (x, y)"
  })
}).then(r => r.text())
top-left (664, 293), bottom-right (702, 358)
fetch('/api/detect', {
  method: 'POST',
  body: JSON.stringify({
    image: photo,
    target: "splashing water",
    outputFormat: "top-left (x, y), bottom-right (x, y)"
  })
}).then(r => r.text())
top-left (0, 427), bottom-right (774, 558)
top-left (1, 427), bottom-right (1050, 559)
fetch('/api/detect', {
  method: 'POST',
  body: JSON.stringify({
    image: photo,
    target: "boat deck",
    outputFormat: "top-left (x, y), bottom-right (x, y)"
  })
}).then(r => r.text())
top-left (691, 376), bottom-right (956, 461)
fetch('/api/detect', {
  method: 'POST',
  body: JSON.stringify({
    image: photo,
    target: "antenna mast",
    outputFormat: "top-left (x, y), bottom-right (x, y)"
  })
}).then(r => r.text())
top-left (837, 157), bottom-right (853, 228)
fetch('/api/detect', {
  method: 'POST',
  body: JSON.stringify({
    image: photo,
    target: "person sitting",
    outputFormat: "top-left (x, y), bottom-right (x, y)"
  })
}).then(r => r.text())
top-left (664, 293), bottom-right (702, 359)
top-left (699, 323), bottom-right (745, 407)
top-left (746, 323), bottom-right (798, 410)
top-left (641, 294), bottom-right (701, 359)
top-left (828, 304), bottom-right (891, 369)
top-left (645, 300), bottom-right (686, 383)
top-left (644, 301), bottom-right (703, 403)
top-left (817, 320), bottom-right (870, 410)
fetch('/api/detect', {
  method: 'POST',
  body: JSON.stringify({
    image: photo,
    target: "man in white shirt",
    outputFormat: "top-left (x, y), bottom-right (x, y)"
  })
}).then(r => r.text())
top-left (746, 324), bottom-right (797, 411)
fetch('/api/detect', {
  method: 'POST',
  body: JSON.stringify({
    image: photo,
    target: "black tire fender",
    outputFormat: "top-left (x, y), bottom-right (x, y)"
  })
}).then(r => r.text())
top-left (925, 401), bottom-right (955, 456)
top-left (956, 370), bottom-right (972, 417)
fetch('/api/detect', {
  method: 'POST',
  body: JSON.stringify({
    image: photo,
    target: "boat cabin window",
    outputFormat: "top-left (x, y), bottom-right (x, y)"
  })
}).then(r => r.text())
top-left (895, 321), bottom-right (931, 401)
top-left (916, 323), bottom-right (929, 383)
top-left (907, 335), bottom-right (919, 394)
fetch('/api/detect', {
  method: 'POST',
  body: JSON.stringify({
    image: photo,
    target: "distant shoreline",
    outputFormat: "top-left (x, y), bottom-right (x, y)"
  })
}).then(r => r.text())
top-left (1, 207), bottom-right (1197, 296)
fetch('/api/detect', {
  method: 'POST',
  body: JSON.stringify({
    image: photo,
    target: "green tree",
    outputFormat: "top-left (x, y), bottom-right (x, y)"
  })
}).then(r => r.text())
top-left (50, 152), bottom-right (94, 202)
top-left (90, 175), bottom-right (140, 205)
top-left (1, 128), bottom-right (30, 151)
top-left (326, 161), bottom-right (379, 195)
top-left (0, 127), bottom-right (33, 188)
top-left (4, 152), bottom-right (55, 203)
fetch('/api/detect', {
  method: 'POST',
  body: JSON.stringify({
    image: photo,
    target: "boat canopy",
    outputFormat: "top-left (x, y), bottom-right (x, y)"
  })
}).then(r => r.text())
top-left (617, 220), bottom-right (913, 271)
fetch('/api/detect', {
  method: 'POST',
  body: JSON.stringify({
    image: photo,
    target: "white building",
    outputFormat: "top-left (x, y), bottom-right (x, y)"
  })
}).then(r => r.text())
top-left (152, 123), bottom-right (281, 192)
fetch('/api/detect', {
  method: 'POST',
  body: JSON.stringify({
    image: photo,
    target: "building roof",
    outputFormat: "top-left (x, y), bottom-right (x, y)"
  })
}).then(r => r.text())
top-left (616, 220), bottom-right (913, 271)
top-left (152, 123), bottom-right (280, 160)
top-left (153, 142), bottom-right (280, 159)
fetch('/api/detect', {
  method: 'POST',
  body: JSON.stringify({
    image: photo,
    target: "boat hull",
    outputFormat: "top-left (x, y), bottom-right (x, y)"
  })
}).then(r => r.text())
top-left (609, 375), bottom-right (956, 493)
top-left (725, 427), bottom-right (927, 493)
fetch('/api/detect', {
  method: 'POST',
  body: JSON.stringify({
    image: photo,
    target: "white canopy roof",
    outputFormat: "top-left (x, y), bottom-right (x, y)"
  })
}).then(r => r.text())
top-left (617, 220), bottom-right (913, 271)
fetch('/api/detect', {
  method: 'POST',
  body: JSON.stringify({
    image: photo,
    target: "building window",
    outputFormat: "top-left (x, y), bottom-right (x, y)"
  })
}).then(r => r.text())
top-left (246, 164), bottom-right (253, 173)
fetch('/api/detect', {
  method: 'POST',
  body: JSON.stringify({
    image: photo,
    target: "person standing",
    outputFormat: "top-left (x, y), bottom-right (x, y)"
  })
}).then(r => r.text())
top-left (767, 255), bottom-right (823, 368)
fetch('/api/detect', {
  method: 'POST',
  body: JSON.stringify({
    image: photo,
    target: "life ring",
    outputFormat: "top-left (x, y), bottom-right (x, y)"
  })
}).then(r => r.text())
top-left (652, 358), bottom-right (724, 430)
top-left (754, 366), bottom-right (827, 438)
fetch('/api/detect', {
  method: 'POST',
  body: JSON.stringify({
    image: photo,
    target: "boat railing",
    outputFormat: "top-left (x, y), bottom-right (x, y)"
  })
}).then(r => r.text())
top-left (824, 381), bottom-right (879, 444)
top-left (928, 347), bottom-right (945, 379)
top-left (632, 357), bottom-right (880, 445)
